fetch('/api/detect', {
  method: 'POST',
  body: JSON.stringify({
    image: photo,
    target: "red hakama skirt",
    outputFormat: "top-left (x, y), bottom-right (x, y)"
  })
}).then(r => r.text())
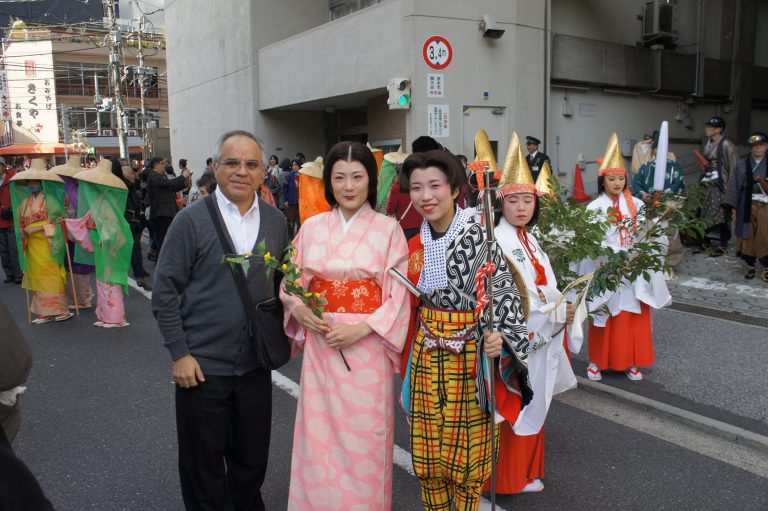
top-left (588, 303), bottom-right (655, 370)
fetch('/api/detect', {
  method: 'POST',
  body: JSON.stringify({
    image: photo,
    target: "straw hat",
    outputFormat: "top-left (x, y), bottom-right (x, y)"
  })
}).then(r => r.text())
top-left (498, 132), bottom-right (536, 194)
top-left (50, 156), bottom-right (83, 178)
top-left (299, 156), bottom-right (323, 179)
top-left (74, 158), bottom-right (127, 190)
top-left (9, 158), bottom-right (63, 183)
top-left (598, 133), bottom-right (627, 177)
top-left (535, 160), bottom-right (555, 196)
top-left (383, 146), bottom-right (408, 165)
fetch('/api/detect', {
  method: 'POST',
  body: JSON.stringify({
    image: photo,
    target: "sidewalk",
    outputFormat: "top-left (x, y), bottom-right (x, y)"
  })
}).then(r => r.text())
top-left (666, 246), bottom-right (768, 320)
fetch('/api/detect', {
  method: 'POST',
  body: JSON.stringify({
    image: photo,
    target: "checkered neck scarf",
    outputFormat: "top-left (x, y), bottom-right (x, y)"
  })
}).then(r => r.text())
top-left (417, 206), bottom-right (471, 294)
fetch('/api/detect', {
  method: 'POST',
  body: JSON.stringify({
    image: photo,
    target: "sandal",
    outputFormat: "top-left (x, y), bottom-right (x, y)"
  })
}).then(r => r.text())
top-left (745, 267), bottom-right (756, 280)
top-left (32, 315), bottom-right (53, 325)
top-left (625, 367), bottom-right (643, 381)
top-left (762, 268), bottom-right (768, 283)
top-left (54, 312), bottom-right (74, 322)
top-left (587, 363), bottom-right (602, 381)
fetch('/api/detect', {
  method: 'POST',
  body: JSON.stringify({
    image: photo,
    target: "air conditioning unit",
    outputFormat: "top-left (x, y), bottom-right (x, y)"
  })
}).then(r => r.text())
top-left (101, 129), bottom-right (114, 137)
top-left (639, 0), bottom-right (678, 47)
top-left (127, 129), bottom-right (139, 136)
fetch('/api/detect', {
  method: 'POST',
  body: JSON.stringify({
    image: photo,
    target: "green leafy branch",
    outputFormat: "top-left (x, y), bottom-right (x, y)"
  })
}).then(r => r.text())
top-left (222, 240), bottom-right (328, 317)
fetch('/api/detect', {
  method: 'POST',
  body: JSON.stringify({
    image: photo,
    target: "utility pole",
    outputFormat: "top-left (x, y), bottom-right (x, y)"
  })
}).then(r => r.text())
top-left (103, 0), bottom-right (128, 159)
top-left (133, 3), bottom-right (149, 162)
top-left (61, 103), bottom-right (69, 160)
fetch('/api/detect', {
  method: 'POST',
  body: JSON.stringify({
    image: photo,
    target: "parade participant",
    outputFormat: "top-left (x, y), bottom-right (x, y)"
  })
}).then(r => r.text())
top-left (723, 132), bottom-right (768, 282)
top-left (525, 136), bottom-right (550, 182)
top-left (297, 156), bottom-right (331, 224)
top-left (51, 156), bottom-right (96, 307)
top-left (281, 141), bottom-right (410, 510)
top-left (488, 133), bottom-right (577, 494)
top-left (67, 160), bottom-right (133, 328)
top-left (633, 125), bottom-right (686, 275)
top-left (9, 159), bottom-right (72, 324)
top-left (378, 146), bottom-right (408, 213)
top-left (153, 131), bottom-right (290, 511)
top-left (581, 133), bottom-right (671, 382)
top-left (0, 160), bottom-right (23, 284)
top-left (400, 148), bottom-right (529, 511)
top-left (700, 116), bottom-right (739, 257)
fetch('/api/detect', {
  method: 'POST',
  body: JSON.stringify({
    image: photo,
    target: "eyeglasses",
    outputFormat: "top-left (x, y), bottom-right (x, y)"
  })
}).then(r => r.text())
top-left (217, 159), bottom-right (263, 171)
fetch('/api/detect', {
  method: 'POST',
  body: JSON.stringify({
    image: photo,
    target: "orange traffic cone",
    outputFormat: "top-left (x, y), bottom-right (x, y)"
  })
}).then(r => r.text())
top-left (572, 163), bottom-right (591, 202)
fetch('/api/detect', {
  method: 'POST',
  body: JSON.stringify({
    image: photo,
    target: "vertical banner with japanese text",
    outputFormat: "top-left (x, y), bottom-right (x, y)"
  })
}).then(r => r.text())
top-left (5, 40), bottom-right (59, 144)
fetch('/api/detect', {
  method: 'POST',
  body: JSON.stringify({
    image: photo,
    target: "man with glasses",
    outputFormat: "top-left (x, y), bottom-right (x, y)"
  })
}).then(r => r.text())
top-left (152, 130), bottom-right (290, 511)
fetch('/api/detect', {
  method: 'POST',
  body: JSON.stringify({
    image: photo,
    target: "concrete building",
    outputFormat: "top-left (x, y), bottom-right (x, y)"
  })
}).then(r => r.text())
top-left (0, 24), bottom-right (169, 165)
top-left (165, 0), bottom-right (768, 194)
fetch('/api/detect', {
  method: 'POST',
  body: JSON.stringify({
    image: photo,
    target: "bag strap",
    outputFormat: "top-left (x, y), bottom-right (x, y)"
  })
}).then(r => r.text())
top-left (204, 195), bottom-right (256, 322)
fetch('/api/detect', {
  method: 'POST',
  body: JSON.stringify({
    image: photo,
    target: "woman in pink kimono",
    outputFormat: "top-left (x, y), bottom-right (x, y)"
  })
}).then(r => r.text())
top-left (281, 141), bottom-right (410, 511)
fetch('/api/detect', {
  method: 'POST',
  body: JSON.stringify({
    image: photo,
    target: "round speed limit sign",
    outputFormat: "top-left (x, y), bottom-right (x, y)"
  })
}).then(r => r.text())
top-left (422, 35), bottom-right (453, 70)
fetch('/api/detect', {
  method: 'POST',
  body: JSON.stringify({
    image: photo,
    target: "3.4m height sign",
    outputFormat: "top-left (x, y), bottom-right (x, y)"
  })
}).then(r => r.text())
top-left (422, 35), bottom-right (453, 70)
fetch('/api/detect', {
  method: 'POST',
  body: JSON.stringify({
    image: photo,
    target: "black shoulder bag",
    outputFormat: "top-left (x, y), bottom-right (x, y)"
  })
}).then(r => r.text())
top-left (204, 196), bottom-right (290, 370)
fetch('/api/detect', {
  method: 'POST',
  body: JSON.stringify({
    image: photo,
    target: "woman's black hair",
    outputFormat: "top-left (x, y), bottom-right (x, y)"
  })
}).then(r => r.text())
top-left (279, 158), bottom-right (291, 172)
top-left (269, 154), bottom-right (279, 164)
top-left (493, 193), bottom-right (540, 227)
top-left (196, 173), bottom-right (217, 194)
top-left (323, 141), bottom-right (378, 209)
top-left (399, 149), bottom-right (466, 195)
top-left (110, 157), bottom-right (128, 185)
top-left (596, 174), bottom-right (628, 195)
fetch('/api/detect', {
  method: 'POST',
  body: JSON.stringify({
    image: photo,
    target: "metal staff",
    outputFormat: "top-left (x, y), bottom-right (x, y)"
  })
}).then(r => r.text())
top-left (60, 218), bottom-right (80, 315)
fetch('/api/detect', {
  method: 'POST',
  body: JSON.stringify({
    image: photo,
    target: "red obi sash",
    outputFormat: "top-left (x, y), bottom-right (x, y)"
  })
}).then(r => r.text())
top-left (309, 277), bottom-right (381, 314)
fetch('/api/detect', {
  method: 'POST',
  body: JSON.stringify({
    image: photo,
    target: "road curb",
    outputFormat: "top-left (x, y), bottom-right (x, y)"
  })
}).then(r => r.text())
top-left (575, 376), bottom-right (768, 454)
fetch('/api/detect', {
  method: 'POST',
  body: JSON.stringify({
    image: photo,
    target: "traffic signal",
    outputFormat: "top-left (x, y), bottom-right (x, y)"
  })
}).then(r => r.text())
top-left (387, 78), bottom-right (411, 110)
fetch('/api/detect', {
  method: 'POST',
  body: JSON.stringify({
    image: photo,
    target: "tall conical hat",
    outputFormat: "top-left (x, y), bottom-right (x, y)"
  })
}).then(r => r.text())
top-left (598, 133), bottom-right (627, 176)
top-left (535, 160), bottom-right (555, 196)
top-left (9, 158), bottom-right (63, 183)
top-left (50, 155), bottom-right (83, 178)
top-left (474, 129), bottom-right (498, 171)
top-left (383, 146), bottom-right (408, 165)
top-left (498, 132), bottom-right (536, 194)
top-left (299, 156), bottom-right (323, 179)
top-left (74, 158), bottom-right (127, 190)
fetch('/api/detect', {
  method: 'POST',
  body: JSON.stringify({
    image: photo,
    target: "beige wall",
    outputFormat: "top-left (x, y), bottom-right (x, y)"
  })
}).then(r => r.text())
top-left (367, 94), bottom-right (406, 145)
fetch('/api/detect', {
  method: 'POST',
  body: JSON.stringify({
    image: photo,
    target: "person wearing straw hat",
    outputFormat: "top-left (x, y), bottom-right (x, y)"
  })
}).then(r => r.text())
top-left (51, 156), bottom-right (95, 309)
top-left (580, 133), bottom-right (671, 382)
top-left (723, 132), bottom-right (768, 282)
top-left (8, 159), bottom-right (73, 324)
top-left (485, 134), bottom-right (578, 495)
top-left (399, 147), bottom-right (529, 511)
top-left (297, 156), bottom-right (331, 224)
top-left (66, 159), bottom-right (133, 328)
top-left (0, 159), bottom-right (23, 284)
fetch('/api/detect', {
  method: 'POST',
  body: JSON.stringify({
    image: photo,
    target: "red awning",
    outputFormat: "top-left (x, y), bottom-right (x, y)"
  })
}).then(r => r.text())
top-left (0, 143), bottom-right (143, 156)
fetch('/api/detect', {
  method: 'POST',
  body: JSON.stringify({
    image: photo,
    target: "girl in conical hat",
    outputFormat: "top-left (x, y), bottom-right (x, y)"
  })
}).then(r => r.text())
top-left (9, 159), bottom-right (73, 323)
top-left (579, 133), bottom-right (670, 382)
top-left (486, 133), bottom-right (578, 495)
top-left (51, 156), bottom-right (95, 309)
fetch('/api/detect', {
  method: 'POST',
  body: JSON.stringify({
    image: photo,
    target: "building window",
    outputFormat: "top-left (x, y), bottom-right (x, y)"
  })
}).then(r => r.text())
top-left (329, 0), bottom-right (384, 21)
top-left (55, 61), bottom-right (159, 98)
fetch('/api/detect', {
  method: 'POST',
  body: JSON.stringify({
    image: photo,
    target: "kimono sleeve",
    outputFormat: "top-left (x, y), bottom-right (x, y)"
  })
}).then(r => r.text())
top-left (364, 222), bottom-right (410, 356)
top-left (280, 226), bottom-right (308, 346)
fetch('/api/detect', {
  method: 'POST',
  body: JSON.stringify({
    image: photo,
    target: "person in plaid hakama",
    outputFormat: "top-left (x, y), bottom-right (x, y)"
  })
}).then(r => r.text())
top-left (398, 150), bottom-right (530, 511)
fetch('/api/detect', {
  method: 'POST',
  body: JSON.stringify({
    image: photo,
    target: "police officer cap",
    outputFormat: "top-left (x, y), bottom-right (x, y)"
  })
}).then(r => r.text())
top-left (747, 132), bottom-right (768, 145)
top-left (525, 136), bottom-right (541, 146)
top-left (704, 116), bottom-right (726, 128)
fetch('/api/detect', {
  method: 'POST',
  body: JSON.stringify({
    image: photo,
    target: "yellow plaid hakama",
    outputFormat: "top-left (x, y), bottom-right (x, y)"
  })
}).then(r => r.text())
top-left (410, 307), bottom-right (497, 511)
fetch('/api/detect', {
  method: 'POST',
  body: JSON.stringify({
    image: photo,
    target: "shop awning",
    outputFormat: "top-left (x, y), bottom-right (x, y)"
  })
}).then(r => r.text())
top-left (0, 143), bottom-right (143, 156)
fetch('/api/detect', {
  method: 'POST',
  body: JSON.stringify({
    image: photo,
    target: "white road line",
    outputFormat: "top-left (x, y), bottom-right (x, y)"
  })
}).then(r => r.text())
top-left (677, 276), bottom-right (768, 299)
top-left (127, 277), bottom-right (152, 299)
top-left (271, 370), bottom-right (509, 511)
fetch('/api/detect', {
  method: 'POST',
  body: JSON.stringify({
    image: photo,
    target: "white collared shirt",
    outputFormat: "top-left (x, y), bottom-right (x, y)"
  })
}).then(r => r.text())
top-left (215, 187), bottom-right (260, 255)
top-left (529, 150), bottom-right (538, 160)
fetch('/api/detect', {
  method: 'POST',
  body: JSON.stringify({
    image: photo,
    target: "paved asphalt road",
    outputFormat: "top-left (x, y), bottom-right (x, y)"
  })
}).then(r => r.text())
top-left (2, 276), bottom-right (767, 510)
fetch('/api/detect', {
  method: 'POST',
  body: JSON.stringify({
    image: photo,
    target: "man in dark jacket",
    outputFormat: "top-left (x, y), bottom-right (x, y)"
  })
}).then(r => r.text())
top-left (0, 161), bottom-right (22, 284)
top-left (153, 130), bottom-right (289, 511)
top-left (525, 135), bottom-right (550, 182)
top-left (146, 156), bottom-right (190, 260)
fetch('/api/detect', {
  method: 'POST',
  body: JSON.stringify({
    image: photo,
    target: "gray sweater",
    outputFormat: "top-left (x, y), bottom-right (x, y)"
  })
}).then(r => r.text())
top-left (152, 195), bottom-right (290, 376)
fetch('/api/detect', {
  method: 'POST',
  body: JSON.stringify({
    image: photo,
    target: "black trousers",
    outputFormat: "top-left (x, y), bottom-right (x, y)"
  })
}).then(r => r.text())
top-left (149, 216), bottom-right (173, 256)
top-left (0, 426), bottom-right (54, 511)
top-left (175, 368), bottom-right (271, 511)
top-left (0, 227), bottom-right (21, 280)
